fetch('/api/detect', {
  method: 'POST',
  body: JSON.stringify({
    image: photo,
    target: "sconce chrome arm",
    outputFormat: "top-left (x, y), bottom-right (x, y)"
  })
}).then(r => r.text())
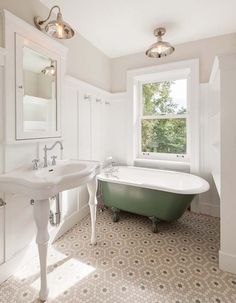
top-left (35, 5), bottom-right (61, 27)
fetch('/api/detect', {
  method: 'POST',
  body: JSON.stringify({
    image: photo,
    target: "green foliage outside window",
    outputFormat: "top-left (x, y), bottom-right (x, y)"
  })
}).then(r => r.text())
top-left (141, 81), bottom-right (187, 154)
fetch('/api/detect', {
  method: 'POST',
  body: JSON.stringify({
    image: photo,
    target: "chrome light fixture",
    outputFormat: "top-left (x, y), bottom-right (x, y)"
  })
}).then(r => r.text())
top-left (146, 27), bottom-right (174, 58)
top-left (34, 5), bottom-right (75, 39)
top-left (41, 60), bottom-right (56, 76)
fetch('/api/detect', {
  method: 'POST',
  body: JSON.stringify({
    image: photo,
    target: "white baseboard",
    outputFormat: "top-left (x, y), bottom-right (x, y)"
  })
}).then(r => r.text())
top-left (50, 204), bottom-right (90, 243)
top-left (198, 202), bottom-right (220, 217)
top-left (219, 250), bottom-right (236, 274)
top-left (191, 200), bottom-right (220, 217)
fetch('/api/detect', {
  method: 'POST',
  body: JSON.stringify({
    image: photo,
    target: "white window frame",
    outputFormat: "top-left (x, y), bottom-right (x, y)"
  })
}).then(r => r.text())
top-left (138, 76), bottom-right (190, 162)
top-left (126, 59), bottom-right (199, 174)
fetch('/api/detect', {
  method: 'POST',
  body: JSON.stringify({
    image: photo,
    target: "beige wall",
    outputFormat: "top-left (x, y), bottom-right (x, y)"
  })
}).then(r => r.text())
top-left (0, 0), bottom-right (111, 91)
top-left (63, 36), bottom-right (110, 91)
top-left (111, 33), bottom-right (236, 92)
top-left (1, 0), bottom-right (236, 93)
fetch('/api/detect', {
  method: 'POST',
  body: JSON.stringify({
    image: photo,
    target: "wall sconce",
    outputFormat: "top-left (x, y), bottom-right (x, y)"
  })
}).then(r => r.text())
top-left (41, 60), bottom-right (56, 76)
top-left (34, 5), bottom-right (75, 39)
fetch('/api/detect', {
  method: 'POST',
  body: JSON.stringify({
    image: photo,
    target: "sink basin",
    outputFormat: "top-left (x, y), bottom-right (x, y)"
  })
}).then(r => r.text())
top-left (35, 163), bottom-right (88, 178)
top-left (0, 159), bottom-right (100, 200)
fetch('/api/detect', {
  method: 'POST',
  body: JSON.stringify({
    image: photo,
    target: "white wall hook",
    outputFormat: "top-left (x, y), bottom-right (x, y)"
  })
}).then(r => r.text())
top-left (84, 94), bottom-right (91, 101)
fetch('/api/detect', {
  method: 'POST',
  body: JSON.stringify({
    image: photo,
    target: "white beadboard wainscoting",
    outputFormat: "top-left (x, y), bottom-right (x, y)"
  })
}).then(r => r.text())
top-left (0, 73), bottom-right (112, 283)
top-left (104, 85), bottom-right (220, 219)
top-left (0, 62), bottom-right (225, 282)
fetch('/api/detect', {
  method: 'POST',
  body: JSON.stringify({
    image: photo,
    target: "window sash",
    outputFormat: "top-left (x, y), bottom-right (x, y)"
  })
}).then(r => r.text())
top-left (138, 116), bottom-right (189, 160)
top-left (138, 79), bottom-right (190, 161)
top-left (141, 79), bottom-right (188, 117)
top-left (141, 113), bottom-right (188, 120)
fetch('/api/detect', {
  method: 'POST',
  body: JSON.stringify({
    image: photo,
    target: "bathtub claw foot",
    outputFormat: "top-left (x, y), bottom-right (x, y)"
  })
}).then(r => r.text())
top-left (149, 216), bottom-right (160, 233)
top-left (111, 207), bottom-right (120, 222)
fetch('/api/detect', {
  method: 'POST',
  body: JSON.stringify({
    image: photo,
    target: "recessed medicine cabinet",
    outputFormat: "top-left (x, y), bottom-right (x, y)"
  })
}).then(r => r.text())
top-left (3, 10), bottom-right (68, 142)
top-left (15, 34), bottom-right (61, 139)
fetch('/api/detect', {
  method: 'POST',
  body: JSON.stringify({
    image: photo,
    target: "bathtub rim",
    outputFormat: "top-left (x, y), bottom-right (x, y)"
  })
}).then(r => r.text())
top-left (97, 165), bottom-right (210, 195)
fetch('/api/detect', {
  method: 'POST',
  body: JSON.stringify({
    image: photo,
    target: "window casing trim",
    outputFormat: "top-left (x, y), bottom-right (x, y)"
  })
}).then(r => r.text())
top-left (126, 59), bottom-right (199, 173)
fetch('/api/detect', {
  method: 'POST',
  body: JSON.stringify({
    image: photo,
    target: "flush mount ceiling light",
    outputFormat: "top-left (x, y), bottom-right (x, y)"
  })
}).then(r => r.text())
top-left (146, 27), bottom-right (174, 58)
top-left (41, 61), bottom-right (56, 76)
top-left (34, 5), bottom-right (75, 39)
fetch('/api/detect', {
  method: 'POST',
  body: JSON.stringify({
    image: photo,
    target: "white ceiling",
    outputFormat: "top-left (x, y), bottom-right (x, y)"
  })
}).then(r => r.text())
top-left (40, 0), bottom-right (236, 58)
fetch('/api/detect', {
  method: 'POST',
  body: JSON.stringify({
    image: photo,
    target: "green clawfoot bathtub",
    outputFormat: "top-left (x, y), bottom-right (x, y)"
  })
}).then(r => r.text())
top-left (98, 166), bottom-right (209, 232)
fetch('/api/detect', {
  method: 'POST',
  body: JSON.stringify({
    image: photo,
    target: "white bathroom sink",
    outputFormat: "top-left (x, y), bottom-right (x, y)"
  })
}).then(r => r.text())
top-left (0, 159), bottom-right (100, 200)
top-left (35, 162), bottom-right (88, 178)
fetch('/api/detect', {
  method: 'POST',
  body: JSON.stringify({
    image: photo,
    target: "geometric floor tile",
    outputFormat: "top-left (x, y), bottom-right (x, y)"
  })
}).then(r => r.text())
top-left (0, 209), bottom-right (236, 303)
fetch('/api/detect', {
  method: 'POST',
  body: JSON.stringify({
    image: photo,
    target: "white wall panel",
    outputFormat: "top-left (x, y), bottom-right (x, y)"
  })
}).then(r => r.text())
top-left (217, 54), bottom-right (236, 274)
top-left (209, 66), bottom-right (221, 195)
top-left (103, 93), bottom-right (127, 164)
top-left (195, 84), bottom-right (220, 217)
top-left (78, 88), bottom-right (92, 160)
top-left (63, 86), bottom-right (78, 159)
top-left (5, 193), bottom-right (35, 261)
top-left (0, 206), bottom-right (4, 265)
top-left (65, 76), bottom-right (112, 211)
top-left (91, 97), bottom-right (104, 162)
top-left (4, 144), bottom-right (38, 172)
top-left (0, 49), bottom-right (6, 266)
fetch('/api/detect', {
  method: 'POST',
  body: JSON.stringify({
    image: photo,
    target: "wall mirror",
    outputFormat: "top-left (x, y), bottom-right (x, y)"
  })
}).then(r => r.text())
top-left (15, 34), bottom-right (61, 140)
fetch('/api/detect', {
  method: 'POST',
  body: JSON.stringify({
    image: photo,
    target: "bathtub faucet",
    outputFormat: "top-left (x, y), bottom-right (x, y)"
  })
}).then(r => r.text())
top-left (105, 161), bottom-right (119, 176)
top-left (111, 161), bottom-right (119, 172)
top-left (110, 161), bottom-right (119, 173)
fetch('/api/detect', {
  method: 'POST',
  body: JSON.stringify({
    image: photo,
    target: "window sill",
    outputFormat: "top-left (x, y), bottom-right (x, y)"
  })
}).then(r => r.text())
top-left (134, 158), bottom-right (190, 173)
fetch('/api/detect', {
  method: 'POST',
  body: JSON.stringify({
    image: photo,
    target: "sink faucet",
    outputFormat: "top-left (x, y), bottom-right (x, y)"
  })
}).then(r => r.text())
top-left (43, 141), bottom-right (63, 167)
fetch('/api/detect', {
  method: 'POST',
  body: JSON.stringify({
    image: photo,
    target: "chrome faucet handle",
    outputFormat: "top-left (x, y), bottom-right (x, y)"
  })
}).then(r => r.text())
top-left (32, 159), bottom-right (40, 170)
top-left (51, 155), bottom-right (57, 166)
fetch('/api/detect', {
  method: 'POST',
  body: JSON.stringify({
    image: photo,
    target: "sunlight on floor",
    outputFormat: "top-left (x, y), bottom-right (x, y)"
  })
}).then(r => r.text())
top-left (12, 241), bottom-right (96, 301)
top-left (14, 245), bottom-right (68, 280)
top-left (31, 258), bottom-right (95, 299)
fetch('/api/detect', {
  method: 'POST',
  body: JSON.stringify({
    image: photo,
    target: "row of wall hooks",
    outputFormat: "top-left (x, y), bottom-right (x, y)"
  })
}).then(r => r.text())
top-left (83, 93), bottom-right (110, 105)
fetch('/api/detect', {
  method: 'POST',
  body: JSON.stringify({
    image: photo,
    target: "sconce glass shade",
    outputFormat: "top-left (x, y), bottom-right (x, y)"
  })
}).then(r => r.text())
top-left (41, 61), bottom-right (56, 76)
top-left (146, 27), bottom-right (174, 58)
top-left (34, 6), bottom-right (75, 40)
top-left (45, 12), bottom-right (75, 39)
top-left (146, 41), bottom-right (175, 58)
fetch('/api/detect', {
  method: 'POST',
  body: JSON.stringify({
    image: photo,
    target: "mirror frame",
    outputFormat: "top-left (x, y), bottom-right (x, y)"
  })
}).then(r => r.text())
top-left (3, 9), bottom-right (68, 143)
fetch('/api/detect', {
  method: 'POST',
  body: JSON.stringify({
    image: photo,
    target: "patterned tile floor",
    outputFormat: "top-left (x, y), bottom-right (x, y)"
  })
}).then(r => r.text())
top-left (0, 209), bottom-right (236, 303)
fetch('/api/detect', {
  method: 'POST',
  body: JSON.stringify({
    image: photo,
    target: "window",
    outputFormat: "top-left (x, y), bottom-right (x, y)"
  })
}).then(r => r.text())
top-left (139, 79), bottom-right (188, 160)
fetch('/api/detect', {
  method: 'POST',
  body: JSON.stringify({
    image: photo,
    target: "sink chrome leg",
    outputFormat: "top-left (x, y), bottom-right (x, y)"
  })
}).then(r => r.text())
top-left (33, 199), bottom-right (50, 302)
top-left (87, 177), bottom-right (98, 245)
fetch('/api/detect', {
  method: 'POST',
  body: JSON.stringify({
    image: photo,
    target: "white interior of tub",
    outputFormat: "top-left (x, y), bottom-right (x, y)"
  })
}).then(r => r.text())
top-left (98, 166), bottom-right (210, 195)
